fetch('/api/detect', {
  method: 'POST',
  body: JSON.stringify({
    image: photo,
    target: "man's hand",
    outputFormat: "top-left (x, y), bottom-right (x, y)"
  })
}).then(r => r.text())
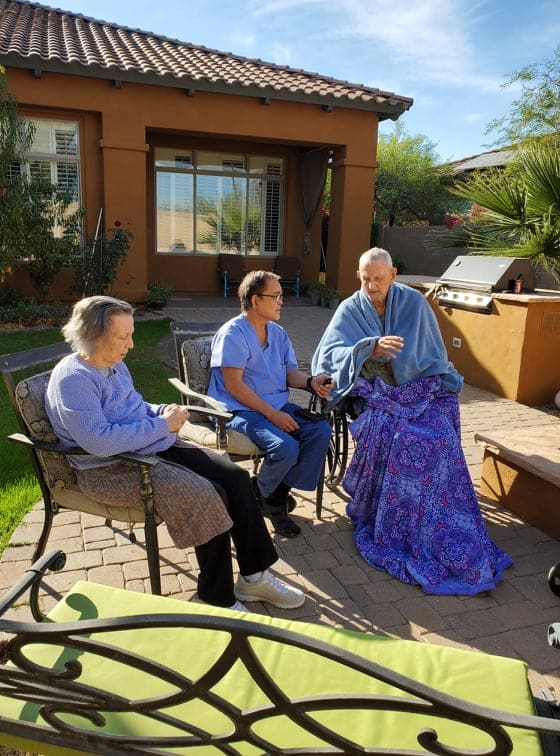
top-left (310, 373), bottom-right (334, 399)
top-left (372, 335), bottom-right (404, 360)
top-left (162, 403), bottom-right (190, 432)
top-left (269, 408), bottom-right (299, 432)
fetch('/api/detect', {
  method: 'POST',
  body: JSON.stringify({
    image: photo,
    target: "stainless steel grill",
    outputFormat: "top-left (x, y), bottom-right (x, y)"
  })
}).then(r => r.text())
top-left (436, 256), bottom-right (535, 312)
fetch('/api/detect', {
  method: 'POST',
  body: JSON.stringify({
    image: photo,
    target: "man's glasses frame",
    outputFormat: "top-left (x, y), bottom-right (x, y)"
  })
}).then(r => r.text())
top-left (258, 293), bottom-right (284, 302)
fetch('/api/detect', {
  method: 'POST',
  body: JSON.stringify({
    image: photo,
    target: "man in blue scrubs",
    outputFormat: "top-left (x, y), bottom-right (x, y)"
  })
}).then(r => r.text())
top-left (208, 270), bottom-right (333, 537)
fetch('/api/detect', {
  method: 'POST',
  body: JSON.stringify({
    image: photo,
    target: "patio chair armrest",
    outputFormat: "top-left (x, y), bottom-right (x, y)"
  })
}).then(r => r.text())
top-left (116, 452), bottom-right (159, 465)
top-left (9, 432), bottom-right (91, 455)
top-left (8, 433), bottom-right (158, 465)
top-left (168, 377), bottom-right (232, 419)
top-left (0, 549), bottom-right (66, 619)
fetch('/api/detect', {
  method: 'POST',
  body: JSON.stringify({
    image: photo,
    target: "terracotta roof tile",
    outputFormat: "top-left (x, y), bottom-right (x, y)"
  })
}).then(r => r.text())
top-left (0, 0), bottom-right (412, 117)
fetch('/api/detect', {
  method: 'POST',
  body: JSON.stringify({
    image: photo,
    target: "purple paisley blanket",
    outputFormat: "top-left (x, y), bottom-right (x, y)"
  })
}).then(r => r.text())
top-left (343, 376), bottom-right (512, 595)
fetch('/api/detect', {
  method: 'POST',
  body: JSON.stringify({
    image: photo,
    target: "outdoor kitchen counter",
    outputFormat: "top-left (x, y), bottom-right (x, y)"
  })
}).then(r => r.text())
top-left (398, 275), bottom-right (560, 302)
top-left (492, 290), bottom-right (560, 302)
top-left (397, 275), bottom-right (560, 406)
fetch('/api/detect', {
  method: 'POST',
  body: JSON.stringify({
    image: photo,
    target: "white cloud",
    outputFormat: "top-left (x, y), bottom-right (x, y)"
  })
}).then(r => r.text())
top-left (465, 112), bottom-right (484, 123)
top-left (247, 0), bottom-right (507, 92)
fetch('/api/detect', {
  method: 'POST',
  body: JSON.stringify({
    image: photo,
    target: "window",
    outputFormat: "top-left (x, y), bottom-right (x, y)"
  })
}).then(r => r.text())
top-left (155, 148), bottom-right (283, 255)
top-left (12, 119), bottom-right (81, 210)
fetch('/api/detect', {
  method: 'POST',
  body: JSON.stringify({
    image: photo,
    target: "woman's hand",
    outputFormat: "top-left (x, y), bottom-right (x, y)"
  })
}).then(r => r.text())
top-left (162, 403), bottom-right (190, 432)
top-left (372, 335), bottom-right (404, 360)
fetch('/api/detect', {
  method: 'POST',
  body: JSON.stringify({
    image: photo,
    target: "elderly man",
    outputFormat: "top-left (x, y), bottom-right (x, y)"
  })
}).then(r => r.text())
top-left (208, 270), bottom-right (333, 538)
top-left (312, 248), bottom-right (512, 596)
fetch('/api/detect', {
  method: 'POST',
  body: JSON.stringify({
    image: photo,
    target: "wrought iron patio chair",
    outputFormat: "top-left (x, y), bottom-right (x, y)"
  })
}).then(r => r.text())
top-left (0, 343), bottom-right (166, 594)
top-left (169, 324), bottom-right (326, 517)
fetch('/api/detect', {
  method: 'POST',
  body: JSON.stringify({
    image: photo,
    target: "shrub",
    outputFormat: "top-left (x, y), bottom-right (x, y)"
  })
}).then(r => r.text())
top-left (146, 282), bottom-right (173, 306)
top-left (0, 299), bottom-right (70, 326)
top-left (72, 225), bottom-right (132, 297)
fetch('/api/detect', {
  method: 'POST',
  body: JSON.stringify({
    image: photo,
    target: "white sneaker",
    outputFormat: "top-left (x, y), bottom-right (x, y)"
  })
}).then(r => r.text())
top-left (235, 571), bottom-right (305, 609)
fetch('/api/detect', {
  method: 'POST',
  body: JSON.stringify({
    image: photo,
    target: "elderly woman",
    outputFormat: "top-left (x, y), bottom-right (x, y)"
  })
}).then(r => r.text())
top-left (312, 248), bottom-right (512, 596)
top-left (45, 295), bottom-right (305, 611)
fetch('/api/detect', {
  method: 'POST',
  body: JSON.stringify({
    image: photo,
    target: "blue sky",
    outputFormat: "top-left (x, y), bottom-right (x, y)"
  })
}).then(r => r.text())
top-left (48, 0), bottom-right (560, 162)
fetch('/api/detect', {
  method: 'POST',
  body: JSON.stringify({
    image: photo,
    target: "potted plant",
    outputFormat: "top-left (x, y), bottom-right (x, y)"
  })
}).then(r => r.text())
top-left (328, 290), bottom-right (341, 309)
top-left (306, 280), bottom-right (325, 305)
top-left (320, 286), bottom-right (335, 307)
top-left (146, 282), bottom-right (172, 310)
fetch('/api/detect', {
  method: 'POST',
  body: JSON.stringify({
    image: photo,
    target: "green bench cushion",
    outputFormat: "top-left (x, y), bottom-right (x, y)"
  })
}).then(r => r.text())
top-left (0, 581), bottom-right (541, 755)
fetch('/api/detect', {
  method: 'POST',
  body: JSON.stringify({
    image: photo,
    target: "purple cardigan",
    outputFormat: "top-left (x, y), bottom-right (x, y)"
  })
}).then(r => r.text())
top-left (45, 352), bottom-right (174, 469)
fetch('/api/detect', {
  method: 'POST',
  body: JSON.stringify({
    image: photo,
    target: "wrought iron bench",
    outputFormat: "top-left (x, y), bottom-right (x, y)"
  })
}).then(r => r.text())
top-left (1, 551), bottom-right (560, 755)
top-left (217, 254), bottom-right (247, 299)
top-left (273, 256), bottom-right (301, 298)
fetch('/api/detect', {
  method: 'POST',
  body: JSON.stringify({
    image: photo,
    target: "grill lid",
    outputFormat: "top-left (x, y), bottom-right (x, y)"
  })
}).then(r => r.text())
top-left (437, 256), bottom-right (535, 291)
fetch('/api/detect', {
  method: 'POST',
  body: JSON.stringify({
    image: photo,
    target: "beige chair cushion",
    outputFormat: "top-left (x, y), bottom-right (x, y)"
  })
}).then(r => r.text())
top-left (178, 420), bottom-right (261, 456)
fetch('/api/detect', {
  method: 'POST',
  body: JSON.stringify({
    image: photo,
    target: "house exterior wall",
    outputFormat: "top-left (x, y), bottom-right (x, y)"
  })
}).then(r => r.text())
top-left (4, 66), bottom-right (380, 302)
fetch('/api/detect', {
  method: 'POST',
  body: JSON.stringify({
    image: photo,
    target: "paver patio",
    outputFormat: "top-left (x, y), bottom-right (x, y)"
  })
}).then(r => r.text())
top-left (1, 295), bottom-right (559, 698)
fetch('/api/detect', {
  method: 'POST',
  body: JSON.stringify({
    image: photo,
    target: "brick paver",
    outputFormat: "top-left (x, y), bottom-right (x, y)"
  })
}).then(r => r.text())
top-left (2, 295), bottom-right (560, 698)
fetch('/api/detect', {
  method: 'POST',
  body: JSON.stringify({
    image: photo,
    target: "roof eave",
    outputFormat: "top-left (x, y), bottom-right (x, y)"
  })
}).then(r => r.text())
top-left (1, 55), bottom-right (412, 119)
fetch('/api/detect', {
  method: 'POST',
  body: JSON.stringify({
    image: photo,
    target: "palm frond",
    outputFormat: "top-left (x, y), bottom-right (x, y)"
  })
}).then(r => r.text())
top-left (452, 170), bottom-right (527, 222)
top-left (426, 222), bottom-right (520, 252)
top-left (519, 146), bottom-right (560, 216)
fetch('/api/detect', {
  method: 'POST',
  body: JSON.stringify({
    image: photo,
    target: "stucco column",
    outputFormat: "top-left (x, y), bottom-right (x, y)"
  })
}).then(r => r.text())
top-left (327, 145), bottom-right (376, 296)
top-left (99, 114), bottom-right (149, 301)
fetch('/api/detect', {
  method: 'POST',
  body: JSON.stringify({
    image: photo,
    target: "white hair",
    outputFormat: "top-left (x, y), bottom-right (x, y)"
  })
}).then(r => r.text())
top-left (358, 247), bottom-right (393, 269)
top-left (62, 295), bottom-right (133, 357)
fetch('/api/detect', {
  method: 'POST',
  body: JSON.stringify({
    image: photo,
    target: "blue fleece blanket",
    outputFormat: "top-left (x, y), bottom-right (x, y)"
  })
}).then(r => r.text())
top-left (311, 285), bottom-right (463, 408)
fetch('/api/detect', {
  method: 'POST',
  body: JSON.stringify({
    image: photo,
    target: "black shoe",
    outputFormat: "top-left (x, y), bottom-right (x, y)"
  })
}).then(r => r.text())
top-left (270, 511), bottom-right (301, 538)
top-left (252, 476), bottom-right (296, 513)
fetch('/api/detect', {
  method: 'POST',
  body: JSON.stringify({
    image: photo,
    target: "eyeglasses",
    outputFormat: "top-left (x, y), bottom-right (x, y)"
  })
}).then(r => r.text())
top-left (258, 293), bottom-right (284, 302)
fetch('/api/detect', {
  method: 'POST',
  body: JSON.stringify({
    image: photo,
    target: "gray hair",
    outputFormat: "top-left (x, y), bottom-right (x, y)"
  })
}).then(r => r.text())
top-left (358, 247), bottom-right (394, 270)
top-left (62, 295), bottom-right (134, 357)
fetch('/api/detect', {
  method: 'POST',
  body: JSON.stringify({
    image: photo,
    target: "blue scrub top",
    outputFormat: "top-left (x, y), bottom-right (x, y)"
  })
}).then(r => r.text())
top-left (208, 313), bottom-right (298, 411)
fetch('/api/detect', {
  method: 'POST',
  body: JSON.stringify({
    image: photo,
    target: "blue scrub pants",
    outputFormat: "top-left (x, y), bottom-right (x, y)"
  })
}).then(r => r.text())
top-left (227, 402), bottom-right (332, 498)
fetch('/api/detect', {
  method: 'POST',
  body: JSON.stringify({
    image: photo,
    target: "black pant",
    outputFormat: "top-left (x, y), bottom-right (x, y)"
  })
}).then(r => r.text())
top-left (158, 445), bottom-right (277, 606)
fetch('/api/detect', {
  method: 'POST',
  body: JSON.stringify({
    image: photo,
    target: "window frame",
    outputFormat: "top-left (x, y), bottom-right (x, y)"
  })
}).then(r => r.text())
top-left (154, 148), bottom-right (284, 257)
top-left (13, 117), bottom-right (82, 205)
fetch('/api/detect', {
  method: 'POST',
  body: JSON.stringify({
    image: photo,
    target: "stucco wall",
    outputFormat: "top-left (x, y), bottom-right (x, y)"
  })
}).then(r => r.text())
top-left (381, 226), bottom-right (560, 290)
top-left (380, 226), bottom-right (463, 276)
top-left (4, 66), bottom-right (381, 302)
